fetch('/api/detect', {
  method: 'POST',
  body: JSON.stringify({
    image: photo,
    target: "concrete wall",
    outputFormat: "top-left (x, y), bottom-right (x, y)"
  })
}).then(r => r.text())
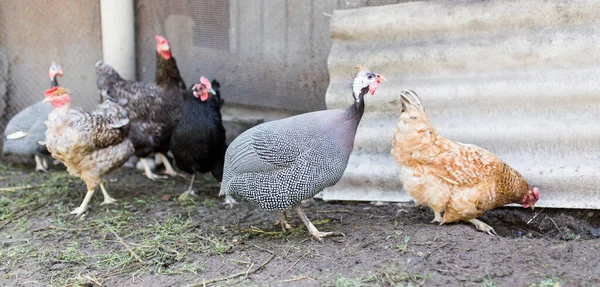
top-left (0, 0), bottom-right (103, 120)
top-left (323, 0), bottom-right (600, 208)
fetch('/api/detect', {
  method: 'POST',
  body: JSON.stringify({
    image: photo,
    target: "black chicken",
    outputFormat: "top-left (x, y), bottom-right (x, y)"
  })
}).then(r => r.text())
top-left (170, 76), bottom-right (229, 201)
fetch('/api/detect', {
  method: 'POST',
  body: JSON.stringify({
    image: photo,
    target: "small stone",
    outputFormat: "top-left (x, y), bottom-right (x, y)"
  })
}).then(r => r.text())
top-left (589, 228), bottom-right (600, 238)
top-left (50, 263), bottom-right (67, 270)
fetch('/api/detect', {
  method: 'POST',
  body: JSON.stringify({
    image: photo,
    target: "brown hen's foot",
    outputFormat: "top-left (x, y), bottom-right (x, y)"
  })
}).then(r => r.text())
top-left (100, 183), bottom-right (118, 205)
top-left (141, 158), bottom-right (168, 180)
top-left (34, 154), bottom-right (48, 172)
top-left (70, 189), bottom-right (95, 217)
top-left (431, 211), bottom-right (443, 224)
top-left (275, 211), bottom-right (293, 231)
top-left (294, 205), bottom-right (345, 242)
top-left (468, 219), bottom-right (497, 236)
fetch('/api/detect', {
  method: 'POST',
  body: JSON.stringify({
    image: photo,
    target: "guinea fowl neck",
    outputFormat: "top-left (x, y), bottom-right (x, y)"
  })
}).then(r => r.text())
top-left (346, 86), bottom-right (368, 121)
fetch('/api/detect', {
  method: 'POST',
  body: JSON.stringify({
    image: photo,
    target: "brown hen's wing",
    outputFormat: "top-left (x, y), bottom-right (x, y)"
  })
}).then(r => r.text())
top-left (423, 139), bottom-right (502, 187)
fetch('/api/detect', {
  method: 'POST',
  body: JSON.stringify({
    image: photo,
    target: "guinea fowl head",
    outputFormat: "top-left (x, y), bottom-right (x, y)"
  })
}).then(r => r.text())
top-left (192, 76), bottom-right (216, 102)
top-left (43, 86), bottom-right (71, 109)
top-left (352, 65), bottom-right (387, 102)
top-left (48, 61), bottom-right (63, 80)
top-left (155, 35), bottom-right (171, 60)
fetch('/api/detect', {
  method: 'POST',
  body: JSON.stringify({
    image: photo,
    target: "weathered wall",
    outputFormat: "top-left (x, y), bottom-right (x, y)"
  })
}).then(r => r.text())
top-left (0, 0), bottom-right (103, 119)
top-left (323, 0), bottom-right (600, 208)
top-left (135, 0), bottom-right (412, 113)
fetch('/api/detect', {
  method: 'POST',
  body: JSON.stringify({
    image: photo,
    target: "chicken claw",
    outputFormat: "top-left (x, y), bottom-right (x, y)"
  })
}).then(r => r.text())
top-left (141, 158), bottom-right (168, 180)
top-left (468, 219), bottom-right (497, 236)
top-left (431, 211), bottom-right (443, 224)
top-left (70, 206), bottom-right (88, 217)
top-left (221, 195), bottom-right (238, 208)
top-left (100, 183), bottom-right (118, 205)
top-left (294, 205), bottom-right (344, 242)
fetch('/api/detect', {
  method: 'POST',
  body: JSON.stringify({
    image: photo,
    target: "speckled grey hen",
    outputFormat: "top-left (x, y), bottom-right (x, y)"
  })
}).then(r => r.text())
top-left (220, 66), bottom-right (386, 241)
top-left (3, 62), bottom-right (63, 171)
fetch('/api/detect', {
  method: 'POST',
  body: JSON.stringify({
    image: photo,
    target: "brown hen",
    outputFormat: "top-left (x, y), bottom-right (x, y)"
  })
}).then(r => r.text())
top-left (391, 90), bottom-right (539, 235)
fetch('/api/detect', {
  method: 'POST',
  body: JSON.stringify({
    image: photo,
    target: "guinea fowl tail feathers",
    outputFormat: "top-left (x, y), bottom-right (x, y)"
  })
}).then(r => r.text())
top-left (400, 90), bottom-right (425, 113)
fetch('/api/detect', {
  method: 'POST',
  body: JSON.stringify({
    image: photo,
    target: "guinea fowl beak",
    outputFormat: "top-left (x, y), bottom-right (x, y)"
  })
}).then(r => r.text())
top-left (377, 74), bottom-right (387, 83)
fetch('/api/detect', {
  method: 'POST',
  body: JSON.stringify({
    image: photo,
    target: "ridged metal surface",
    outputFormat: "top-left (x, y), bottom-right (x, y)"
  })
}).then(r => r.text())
top-left (323, 0), bottom-right (600, 208)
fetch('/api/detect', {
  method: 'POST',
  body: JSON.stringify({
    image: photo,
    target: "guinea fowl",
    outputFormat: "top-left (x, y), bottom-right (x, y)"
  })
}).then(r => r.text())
top-left (3, 62), bottom-right (63, 171)
top-left (42, 87), bottom-right (133, 216)
top-left (169, 76), bottom-right (228, 200)
top-left (96, 61), bottom-right (182, 180)
top-left (219, 66), bottom-right (386, 241)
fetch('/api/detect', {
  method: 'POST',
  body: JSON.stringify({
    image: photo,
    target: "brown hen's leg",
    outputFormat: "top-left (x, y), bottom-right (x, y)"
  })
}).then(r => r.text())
top-left (141, 158), bottom-right (168, 180)
top-left (71, 189), bottom-right (95, 217)
top-left (468, 219), bottom-right (497, 236)
top-left (431, 210), bottom-right (443, 224)
top-left (34, 154), bottom-right (48, 172)
top-left (157, 153), bottom-right (179, 177)
top-left (99, 183), bottom-right (118, 205)
top-left (294, 205), bottom-right (344, 242)
top-left (275, 211), bottom-right (292, 231)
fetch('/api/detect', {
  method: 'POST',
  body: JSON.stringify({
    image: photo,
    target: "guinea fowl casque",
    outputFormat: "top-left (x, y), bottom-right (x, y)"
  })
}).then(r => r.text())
top-left (169, 76), bottom-right (229, 201)
top-left (391, 90), bottom-right (540, 235)
top-left (42, 87), bottom-right (134, 216)
top-left (3, 62), bottom-right (63, 171)
top-left (95, 59), bottom-right (182, 180)
top-left (219, 66), bottom-right (386, 241)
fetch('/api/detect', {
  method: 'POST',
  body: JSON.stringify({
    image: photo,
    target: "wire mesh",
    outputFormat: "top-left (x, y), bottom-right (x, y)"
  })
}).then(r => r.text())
top-left (0, 0), bottom-right (103, 157)
top-left (135, 0), bottom-right (410, 113)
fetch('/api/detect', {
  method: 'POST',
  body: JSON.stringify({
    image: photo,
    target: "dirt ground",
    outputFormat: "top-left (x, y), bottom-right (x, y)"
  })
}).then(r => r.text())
top-left (0, 162), bottom-right (599, 287)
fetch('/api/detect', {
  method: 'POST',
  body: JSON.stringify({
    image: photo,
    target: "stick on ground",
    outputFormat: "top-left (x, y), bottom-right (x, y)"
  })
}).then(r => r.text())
top-left (104, 224), bottom-right (144, 264)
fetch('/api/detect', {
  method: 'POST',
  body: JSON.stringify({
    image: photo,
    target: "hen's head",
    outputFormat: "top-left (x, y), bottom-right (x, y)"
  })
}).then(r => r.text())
top-left (352, 65), bottom-right (386, 102)
top-left (155, 35), bottom-right (171, 60)
top-left (522, 187), bottom-right (540, 210)
top-left (192, 76), bottom-right (216, 101)
top-left (43, 86), bottom-right (71, 108)
top-left (49, 61), bottom-right (63, 79)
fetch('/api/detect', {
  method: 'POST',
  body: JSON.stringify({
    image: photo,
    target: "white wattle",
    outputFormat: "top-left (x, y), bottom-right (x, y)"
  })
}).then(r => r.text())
top-left (6, 131), bottom-right (28, 140)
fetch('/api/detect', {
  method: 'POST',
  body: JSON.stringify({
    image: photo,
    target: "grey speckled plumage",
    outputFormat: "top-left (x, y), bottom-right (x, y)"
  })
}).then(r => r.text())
top-left (3, 101), bottom-right (53, 156)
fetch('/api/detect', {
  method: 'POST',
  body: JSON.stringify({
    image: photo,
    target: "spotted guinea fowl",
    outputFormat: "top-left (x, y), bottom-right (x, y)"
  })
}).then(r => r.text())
top-left (42, 87), bottom-right (133, 216)
top-left (96, 60), bottom-right (182, 180)
top-left (219, 66), bottom-right (386, 241)
top-left (3, 62), bottom-right (63, 171)
top-left (169, 76), bottom-right (227, 200)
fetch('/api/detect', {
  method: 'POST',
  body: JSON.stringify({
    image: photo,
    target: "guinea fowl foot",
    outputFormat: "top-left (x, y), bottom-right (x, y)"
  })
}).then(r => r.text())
top-left (294, 205), bottom-right (345, 242)
top-left (222, 195), bottom-right (238, 208)
top-left (431, 211), bottom-right (443, 224)
top-left (275, 212), bottom-right (293, 231)
top-left (34, 155), bottom-right (48, 172)
top-left (468, 219), bottom-right (498, 236)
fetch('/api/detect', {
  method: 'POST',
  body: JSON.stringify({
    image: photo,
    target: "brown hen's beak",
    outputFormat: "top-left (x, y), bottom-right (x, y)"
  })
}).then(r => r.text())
top-left (377, 74), bottom-right (387, 83)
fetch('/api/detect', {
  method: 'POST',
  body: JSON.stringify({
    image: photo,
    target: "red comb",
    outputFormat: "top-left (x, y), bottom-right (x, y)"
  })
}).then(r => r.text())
top-left (200, 76), bottom-right (212, 90)
top-left (45, 86), bottom-right (59, 98)
top-left (155, 35), bottom-right (168, 44)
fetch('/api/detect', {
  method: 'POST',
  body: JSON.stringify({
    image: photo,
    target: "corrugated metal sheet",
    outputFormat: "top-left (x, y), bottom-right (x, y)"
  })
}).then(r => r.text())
top-left (322, 0), bottom-right (600, 208)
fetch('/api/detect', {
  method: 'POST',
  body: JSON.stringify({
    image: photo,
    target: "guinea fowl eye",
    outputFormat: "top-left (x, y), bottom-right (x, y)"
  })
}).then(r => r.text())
top-left (367, 74), bottom-right (373, 80)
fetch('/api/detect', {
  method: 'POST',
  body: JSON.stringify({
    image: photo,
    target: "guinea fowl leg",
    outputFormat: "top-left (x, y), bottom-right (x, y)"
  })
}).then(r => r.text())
top-left (99, 183), bottom-right (118, 205)
top-left (179, 173), bottom-right (197, 198)
top-left (157, 153), bottom-right (179, 177)
top-left (468, 219), bottom-right (498, 236)
top-left (141, 158), bottom-right (168, 180)
top-left (431, 210), bottom-right (443, 224)
top-left (34, 154), bottom-right (48, 172)
top-left (71, 189), bottom-right (95, 217)
top-left (294, 205), bottom-right (344, 242)
top-left (275, 211), bottom-right (292, 231)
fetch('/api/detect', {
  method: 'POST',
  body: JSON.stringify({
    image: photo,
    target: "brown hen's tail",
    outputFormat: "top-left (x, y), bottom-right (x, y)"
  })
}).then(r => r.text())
top-left (400, 90), bottom-right (425, 113)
